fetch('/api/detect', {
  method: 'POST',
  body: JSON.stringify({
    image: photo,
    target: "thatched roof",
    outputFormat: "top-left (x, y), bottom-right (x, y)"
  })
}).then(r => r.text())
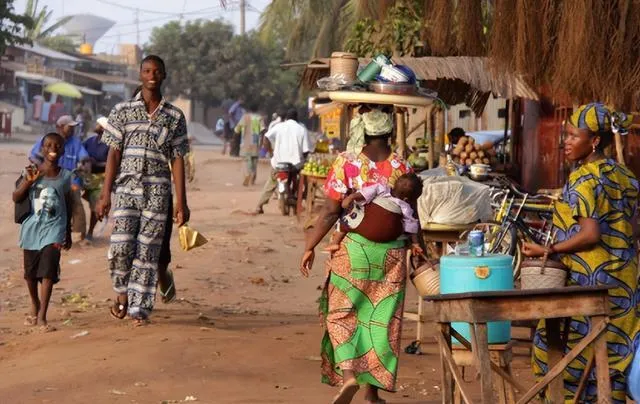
top-left (296, 56), bottom-right (538, 115)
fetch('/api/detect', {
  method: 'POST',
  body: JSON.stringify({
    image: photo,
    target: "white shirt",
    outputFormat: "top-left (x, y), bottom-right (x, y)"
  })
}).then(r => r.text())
top-left (265, 119), bottom-right (311, 168)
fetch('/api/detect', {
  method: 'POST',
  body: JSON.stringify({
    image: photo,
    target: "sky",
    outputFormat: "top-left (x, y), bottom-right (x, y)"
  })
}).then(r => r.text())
top-left (13, 0), bottom-right (271, 54)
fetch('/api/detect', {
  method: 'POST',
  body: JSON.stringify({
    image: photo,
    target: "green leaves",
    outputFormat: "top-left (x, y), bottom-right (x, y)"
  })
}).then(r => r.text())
top-left (1, 0), bottom-right (34, 56)
top-left (144, 21), bottom-right (299, 113)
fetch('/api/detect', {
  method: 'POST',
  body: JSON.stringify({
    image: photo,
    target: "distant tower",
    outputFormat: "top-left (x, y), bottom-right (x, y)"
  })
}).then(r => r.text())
top-left (60, 14), bottom-right (116, 55)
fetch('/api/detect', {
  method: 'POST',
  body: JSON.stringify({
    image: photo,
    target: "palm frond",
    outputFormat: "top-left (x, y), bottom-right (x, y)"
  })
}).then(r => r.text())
top-left (39, 16), bottom-right (73, 39)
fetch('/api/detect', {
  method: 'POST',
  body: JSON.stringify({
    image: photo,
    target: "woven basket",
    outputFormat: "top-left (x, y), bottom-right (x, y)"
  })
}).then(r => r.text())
top-left (330, 52), bottom-right (358, 81)
top-left (520, 254), bottom-right (567, 290)
top-left (409, 255), bottom-right (440, 296)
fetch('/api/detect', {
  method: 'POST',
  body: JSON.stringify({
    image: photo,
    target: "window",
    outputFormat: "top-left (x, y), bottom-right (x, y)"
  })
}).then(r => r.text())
top-left (459, 110), bottom-right (471, 119)
top-left (498, 108), bottom-right (507, 118)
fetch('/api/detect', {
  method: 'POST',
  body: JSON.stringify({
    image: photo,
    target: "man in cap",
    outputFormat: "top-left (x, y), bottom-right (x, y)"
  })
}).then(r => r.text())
top-left (29, 115), bottom-right (91, 241)
top-left (82, 117), bottom-right (110, 240)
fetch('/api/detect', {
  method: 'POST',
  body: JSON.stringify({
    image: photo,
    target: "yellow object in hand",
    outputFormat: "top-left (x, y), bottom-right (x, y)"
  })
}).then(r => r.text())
top-left (178, 224), bottom-right (208, 251)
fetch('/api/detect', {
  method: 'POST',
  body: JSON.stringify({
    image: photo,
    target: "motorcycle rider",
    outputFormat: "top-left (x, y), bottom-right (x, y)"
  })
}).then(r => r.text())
top-left (254, 108), bottom-right (311, 214)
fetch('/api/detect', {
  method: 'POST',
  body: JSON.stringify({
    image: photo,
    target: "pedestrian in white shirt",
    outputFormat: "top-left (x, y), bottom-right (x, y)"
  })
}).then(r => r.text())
top-left (254, 109), bottom-right (311, 214)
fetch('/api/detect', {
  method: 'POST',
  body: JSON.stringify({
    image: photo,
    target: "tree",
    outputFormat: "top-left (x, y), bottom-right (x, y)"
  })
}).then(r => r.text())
top-left (145, 19), bottom-right (234, 105)
top-left (23, 0), bottom-right (71, 42)
top-left (38, 35), bottom-right (76, 53)
top-left (0, 0), bottom-right (33, 57)
top-left (145, 20), bottom-right (299, 113)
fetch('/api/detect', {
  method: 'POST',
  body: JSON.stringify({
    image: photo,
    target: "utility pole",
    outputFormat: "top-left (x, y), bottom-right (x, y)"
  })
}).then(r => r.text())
top-left (135, 8), bottom-right (140, 46)
top-left (240, 0), bottom-right (246, 35)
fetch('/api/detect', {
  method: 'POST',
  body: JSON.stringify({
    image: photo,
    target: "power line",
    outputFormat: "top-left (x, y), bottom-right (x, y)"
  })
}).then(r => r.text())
top-left (55, 6), bottom-right (227, 37)
top-left (95, 0), bottom-right (234, 15)
top-left (97, 9), bottom-right (235, 40)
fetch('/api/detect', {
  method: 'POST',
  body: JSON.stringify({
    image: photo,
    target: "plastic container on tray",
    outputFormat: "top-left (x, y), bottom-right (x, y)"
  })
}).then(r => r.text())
top-left (440, 254), bottom-right (514, 344)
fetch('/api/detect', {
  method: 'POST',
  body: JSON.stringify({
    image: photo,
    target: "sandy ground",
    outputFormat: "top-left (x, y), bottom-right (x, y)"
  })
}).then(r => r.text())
top-left (0, 141), bottom-right (536, 404)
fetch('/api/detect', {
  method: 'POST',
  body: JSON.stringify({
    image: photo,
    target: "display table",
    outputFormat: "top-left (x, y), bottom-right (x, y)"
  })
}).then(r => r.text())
top-left (425, 286), bottom-right (612, 403)
top-left (296, 174), bottom-right (327, 221)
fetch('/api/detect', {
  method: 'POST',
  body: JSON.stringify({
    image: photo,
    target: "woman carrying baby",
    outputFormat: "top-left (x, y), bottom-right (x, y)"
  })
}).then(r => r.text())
top-left (300, 106), bottom-right (421, 404)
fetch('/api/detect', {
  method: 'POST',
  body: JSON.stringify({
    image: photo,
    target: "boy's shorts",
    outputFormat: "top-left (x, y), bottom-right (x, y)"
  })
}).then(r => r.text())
top-left (23, 245), bottom-right (61, 283)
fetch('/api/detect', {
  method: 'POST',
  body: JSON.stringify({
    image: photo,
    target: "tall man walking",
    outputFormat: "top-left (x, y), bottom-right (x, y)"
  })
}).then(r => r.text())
top-left (96, 55), bottom-right (190, 324)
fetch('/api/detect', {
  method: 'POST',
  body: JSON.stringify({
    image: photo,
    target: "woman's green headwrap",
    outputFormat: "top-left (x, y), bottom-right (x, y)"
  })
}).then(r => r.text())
top-left (346, 109), bottom-right (393, 154)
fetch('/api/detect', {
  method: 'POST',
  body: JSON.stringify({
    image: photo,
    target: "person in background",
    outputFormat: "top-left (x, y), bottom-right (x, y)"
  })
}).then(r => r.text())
top-left (82, 116), bottom-right (110, 240)
top-left (254, 108), bottom-right (311, 214)
top-left (215, 117), bottom-right (225, 138)
top-left (446, 127), bottom-right (465, 147)
top-left (228, 98), bottom-right (245, 157)
top-left (29, 115), bottom-right (90, 242)
top-left (13, 132), bottom-right (73, 332)
top-left (235, 101), bottom-right (265, 186)
top-left (74, 99), bottom-right (93, 140)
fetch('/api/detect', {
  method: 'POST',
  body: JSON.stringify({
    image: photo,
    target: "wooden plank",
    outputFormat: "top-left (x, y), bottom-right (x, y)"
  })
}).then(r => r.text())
top-left (435, 331), bottom-right (475, 404)
top-left (425, 285), bottom-right (612, 301)
top-left (592, 315), bottom-right (612, 403)
top-left (449, 328), bottom-right (526, 393)
top-left (439, 324), bottom-right (455, 404)
top-left (473, 323), bottom-right (494, 403)
top-left (430, 292), bottom-right (610, 323)
top-left (396, 110), bottom-right (406, 158)
top-left (516, 318), bottom-right (608, 404)
top-left (574, 355), bottom-right (594, 402)
top-left (546, 318), bottom-right (564, 403)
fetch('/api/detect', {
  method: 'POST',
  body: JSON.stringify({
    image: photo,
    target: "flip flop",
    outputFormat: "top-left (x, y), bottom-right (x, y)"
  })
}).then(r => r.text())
top-left (109, 299), bottom-right (128, 320)
top-left (24, 315), bottom-right (37, 326)
top-left (132, 318), bottom-right (149, 327)
top-left (160, 270), bottom-right (176, 304)
top-left (331, 379), bottom-right (359, 404)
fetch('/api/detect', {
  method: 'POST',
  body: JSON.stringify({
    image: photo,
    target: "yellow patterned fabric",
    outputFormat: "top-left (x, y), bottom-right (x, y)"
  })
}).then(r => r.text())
top-left (569, 103), bottom-right (633, 133)
top-left (532, 159), bottom-right (640, 403)
top-left (346, 110), bottom-right (393, 155)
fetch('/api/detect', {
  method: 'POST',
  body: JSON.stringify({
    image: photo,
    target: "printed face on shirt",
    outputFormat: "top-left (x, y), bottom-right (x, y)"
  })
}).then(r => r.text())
top-left (34, 186), bottom-right (60, 217)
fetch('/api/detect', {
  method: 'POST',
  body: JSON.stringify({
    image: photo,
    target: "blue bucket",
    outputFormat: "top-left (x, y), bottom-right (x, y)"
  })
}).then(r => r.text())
top-left (440, 254), bottom-right (514, 344)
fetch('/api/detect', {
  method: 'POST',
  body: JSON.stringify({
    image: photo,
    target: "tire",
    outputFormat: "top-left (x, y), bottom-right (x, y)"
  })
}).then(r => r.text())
top-left (279, 197), bottom-right (290, 216)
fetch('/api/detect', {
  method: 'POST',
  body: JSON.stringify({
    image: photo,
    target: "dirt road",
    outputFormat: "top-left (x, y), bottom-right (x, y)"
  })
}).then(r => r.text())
top-left (0, 144), bottom-right (534, 403)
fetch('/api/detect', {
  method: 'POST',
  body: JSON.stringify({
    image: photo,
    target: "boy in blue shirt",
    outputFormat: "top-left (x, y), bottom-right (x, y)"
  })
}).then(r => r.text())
top-left (14, 132), bottom-right (73, 332)
top-left (29, 115), bottom-right (90, 241)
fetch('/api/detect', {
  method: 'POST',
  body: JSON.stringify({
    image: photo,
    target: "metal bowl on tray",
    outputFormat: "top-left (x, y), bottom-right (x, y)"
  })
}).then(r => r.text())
top-left (369, 82), bottom-right (416, 95)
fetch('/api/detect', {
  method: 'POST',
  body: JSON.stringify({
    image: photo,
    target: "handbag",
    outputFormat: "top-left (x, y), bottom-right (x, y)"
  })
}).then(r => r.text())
top-left (14, 176), bottom-right (31, 224)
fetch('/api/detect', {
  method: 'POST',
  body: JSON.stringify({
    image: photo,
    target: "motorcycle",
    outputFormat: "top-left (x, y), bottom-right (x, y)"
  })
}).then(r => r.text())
top-left (274, 162), bottom-right (298, 216)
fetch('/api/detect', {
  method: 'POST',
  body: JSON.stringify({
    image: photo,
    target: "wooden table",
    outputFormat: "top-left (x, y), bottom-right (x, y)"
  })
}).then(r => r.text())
top-left (296, 174), bottom-right (326, 221)
top-left (425, 286), bottom-right (612, 404)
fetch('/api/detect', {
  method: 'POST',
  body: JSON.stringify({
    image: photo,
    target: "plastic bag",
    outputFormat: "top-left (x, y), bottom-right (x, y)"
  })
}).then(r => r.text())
top-left (629, 344), bottom-right (640, 400)
top-left (178, 224), bottom-right (208, 251)
top-left (417, 175), bottom-right (492, 226)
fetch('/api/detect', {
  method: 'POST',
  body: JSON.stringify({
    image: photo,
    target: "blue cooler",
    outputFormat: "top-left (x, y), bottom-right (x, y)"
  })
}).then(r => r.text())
top-left (439, 254), bottom-right (513, 344)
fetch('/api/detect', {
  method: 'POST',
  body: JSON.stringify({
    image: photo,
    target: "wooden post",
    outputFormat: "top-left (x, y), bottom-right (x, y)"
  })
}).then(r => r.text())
top-left (439, 323), bottom-right (455, 404)
top-left (546, 318), bottom-right (565, 403)
top-left (427, 106), bottom-right (434, 169)
top-left (396, 109), bottom-right (406, 158)
top-left (614, 132), bottom-right (625, 165)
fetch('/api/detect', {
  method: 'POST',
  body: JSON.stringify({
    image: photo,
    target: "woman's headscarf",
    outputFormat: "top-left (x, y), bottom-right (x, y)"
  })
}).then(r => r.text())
top-left (569, 102), bottom-right (633, 134)
top-left (346, 109), bottom-right (393, 154)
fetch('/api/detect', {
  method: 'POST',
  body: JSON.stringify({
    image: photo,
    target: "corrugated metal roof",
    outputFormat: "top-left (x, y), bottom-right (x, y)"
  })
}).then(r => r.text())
top-left (62, 68), bottom-right (139, 86)
top-left (14, 70), bottom-right (60, 84)
top-left (14, 44), bottom-right (80, 62)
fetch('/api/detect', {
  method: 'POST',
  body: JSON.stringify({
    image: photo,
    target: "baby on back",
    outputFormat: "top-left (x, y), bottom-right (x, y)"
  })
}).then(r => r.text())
top-left (326, 172), bottom-right (424, 254)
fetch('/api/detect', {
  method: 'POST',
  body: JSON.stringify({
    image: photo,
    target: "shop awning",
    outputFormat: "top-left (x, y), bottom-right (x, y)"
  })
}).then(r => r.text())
top-left (14, 70), bottom-right (59, 84)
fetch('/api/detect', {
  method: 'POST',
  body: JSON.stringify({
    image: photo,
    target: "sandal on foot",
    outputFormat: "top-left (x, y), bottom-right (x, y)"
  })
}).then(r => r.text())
top-left (160, 270), bottom-right (177, 304)
top-left (332, 380), bottom-right (359, 404)
top-left (24, 315), bottom-right (38, 326)
top-left (109, 299), bottom-right (128, 320)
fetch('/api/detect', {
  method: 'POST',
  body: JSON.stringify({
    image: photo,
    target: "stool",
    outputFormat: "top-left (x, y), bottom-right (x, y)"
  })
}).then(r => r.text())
top-left (452, 342), bottom-right (515, 404)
